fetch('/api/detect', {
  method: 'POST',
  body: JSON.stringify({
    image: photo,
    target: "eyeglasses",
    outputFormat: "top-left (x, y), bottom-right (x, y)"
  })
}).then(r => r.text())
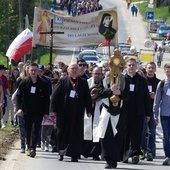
top-left (78, 64), bottom-right (87, 67)
top-left (127, 64), bottom-right (135, 67)
top-left (70, 67), bottom-right (78, 70)
top-left (93, 73), bottom-right (101, 75)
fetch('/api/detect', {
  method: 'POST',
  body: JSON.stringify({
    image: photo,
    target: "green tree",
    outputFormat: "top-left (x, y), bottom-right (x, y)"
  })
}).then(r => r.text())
top-left (0, 0), bottom-right (54, 55)
top-left (0, 0), bottom-right (38, 55)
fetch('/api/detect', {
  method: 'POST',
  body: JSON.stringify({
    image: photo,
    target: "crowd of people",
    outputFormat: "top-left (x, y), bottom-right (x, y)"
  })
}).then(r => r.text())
top-left (58, 0), bottom-right (103, 16)
top-left (0, 52), bottom-right (170, 168)
top-left (126, 0), bottom-right (138, 17)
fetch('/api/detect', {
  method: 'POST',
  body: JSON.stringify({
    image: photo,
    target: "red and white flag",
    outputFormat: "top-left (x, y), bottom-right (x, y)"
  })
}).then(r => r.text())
top-left (6, 28), bottom-right (33, 62)
top-left (98, 38), bottom-right (111, 47)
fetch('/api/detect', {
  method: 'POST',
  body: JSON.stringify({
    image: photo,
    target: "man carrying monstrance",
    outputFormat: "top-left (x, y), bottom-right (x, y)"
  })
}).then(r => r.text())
top-left (96, 49), bottom-right (128, 169)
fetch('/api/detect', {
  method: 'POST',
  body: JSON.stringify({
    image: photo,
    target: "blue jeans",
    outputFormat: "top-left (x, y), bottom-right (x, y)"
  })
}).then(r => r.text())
top-left (17, 116), bottom-right (27, 149)
top-left (160, 116), bottom-right (170, 158)
top-left (141, 115), bottom-right (156, 154)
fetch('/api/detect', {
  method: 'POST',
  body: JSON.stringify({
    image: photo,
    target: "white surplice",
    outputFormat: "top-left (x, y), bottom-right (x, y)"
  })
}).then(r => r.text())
top-left (96, 74), bottom-right (123, 138)
top-left (84, 77), bottom-right (102, 142)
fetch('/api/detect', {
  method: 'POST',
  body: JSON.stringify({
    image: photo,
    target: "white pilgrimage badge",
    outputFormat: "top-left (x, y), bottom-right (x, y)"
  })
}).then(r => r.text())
top-left (130, 84), bottom-right (135, 91)
top-left (30, 86), bottom-right (36, 93)
top-left (70, 90), bottom-right (76, 98)
top-left (148, 85), bottom-right (152, 92)
top-left (166, 89), bottom-right (170, 96)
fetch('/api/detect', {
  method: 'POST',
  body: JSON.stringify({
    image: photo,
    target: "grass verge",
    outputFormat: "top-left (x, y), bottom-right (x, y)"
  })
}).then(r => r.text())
top-left (0, 123), bottom-right (19, 161)
top-left (136, 2), bottom-right (170, 24)
top-left (0, 51), bottom-right (57, 69)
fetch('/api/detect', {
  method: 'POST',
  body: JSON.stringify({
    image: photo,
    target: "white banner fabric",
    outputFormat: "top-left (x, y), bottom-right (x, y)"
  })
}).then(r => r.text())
top-left (32, 7), bottom-right (118, 48)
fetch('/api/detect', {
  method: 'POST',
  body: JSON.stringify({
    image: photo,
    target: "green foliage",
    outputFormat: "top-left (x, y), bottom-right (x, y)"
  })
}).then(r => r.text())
top-left (137, 2), bottom-right (170, 24)
top-left (0, 124), bottom-right (17, 134)
top-left (0, 0), bottom-right (57, 66)
top-left (0, 0), bottom-right (54, 55)
top-left (34, 52), bottom-right (56, 65)
top-left (0, 51), bottom-right (57, 68)
top-left (103, 29), bottom-right (115, 39)
top-left (0, 53), bottom-right (8, 67)
top-left (131, 0), bottom-right (140, 2)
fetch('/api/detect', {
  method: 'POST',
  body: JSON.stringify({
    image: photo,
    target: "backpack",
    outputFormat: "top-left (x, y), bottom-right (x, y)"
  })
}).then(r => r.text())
top-left (160, 79), bottom-right (165, 96)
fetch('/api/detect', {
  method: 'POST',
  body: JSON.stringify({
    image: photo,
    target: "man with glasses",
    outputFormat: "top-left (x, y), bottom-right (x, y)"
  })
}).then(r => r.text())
top-left (50, 63), bottom-right (92, 162)
top-left (77, 59), bottom-right (89, 79)
top-left (121, 58), bottom-right (150, 164)
top-left (83, 66), bottom-right (103, 160)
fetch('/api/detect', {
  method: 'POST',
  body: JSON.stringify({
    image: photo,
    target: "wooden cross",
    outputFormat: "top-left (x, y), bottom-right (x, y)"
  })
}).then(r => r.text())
top-left (39, 19), bottom-right (64, 67)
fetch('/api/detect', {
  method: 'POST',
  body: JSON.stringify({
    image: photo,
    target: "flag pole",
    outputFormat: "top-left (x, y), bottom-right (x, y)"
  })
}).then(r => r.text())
top-left (24, 14), bottom-right (29, 63)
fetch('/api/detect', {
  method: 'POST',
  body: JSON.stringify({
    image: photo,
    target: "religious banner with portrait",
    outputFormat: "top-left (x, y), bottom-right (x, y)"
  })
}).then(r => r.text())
top-left (32, 7), bottom-right (118, 48)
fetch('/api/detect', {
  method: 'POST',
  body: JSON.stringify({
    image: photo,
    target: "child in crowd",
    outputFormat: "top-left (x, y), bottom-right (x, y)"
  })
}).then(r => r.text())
top-left (41, 113), bottom-right (56, 152)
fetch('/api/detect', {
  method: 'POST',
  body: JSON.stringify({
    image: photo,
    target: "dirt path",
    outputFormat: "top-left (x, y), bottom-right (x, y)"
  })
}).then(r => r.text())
top-left (0, 129), bottom-right (19, 162)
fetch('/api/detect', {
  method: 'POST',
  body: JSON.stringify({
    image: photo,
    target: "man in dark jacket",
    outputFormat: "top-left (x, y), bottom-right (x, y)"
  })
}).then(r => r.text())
top-left (50, 63), bottom-right (92, 162)
top-left (77, 59), bottom-right (89, 79)
top-left (141, 62), bottom-right (160, 161)
top-left (122, 58), bottom-right (151, 164)
top-left (16, 63), bottom-right (50, 158)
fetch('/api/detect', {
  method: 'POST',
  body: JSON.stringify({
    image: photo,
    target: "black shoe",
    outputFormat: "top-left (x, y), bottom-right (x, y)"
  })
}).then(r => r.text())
top-left (11, 120), bottom-right (14, 125)
top-left (93, 156), bottom-right (100, 161)
top-left (122, 159), bottom-right (128, 163)
top-left (111, 161), bottom-right (117, 168)
top-left (36, 144), bottom-right (41, 148)
top-left (105, 163), bottom-right (112, 169)
top-left (82, 153), bottom-right (88, 158)
top-left (122, 150), bottom-right (131, 163)
top-left (58, 155), bottom-right (63, 161)
top-left (30, 150), bottom-right (36, 158)
top-left (132, 155), bottom-right (139, 164)
top-left (71, 157), bottom-right (78, 162)
top-left (52, 145), bottom-right (57, 153)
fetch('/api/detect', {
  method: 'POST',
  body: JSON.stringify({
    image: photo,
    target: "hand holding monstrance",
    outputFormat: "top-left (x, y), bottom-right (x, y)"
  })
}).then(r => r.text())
top-left (108, 49), bottom-right (125, 106)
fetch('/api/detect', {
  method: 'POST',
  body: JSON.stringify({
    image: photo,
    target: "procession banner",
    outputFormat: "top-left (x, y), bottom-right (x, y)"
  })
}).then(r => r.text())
top-left (32, 7), bottom-right (118, 48)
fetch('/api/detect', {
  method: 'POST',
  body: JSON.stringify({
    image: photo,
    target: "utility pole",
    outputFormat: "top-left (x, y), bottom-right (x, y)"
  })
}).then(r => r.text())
top-left (40, 0), bottom-right (42, 8)
top-left (39, 19), bottom-right (64, 67)
top-left (18, 0), bottom-right (23, 32)
top-left (5, 0), bottom-right (10, 68)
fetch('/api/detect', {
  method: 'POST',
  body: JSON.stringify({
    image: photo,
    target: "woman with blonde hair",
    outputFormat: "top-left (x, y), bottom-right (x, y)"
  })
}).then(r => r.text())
top-left (14, 63), bottom-right (30, 153)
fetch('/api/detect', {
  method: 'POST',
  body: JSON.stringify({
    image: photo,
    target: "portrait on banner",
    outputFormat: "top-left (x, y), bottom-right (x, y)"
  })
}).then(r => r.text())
top-left (36, 10), bottom-right (51, 44)
top-left (98, 10), bottom-right (118, 36)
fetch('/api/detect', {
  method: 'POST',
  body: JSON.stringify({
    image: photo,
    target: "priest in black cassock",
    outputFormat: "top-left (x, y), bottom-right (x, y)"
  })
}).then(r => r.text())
top-left (50, 63), bottom-right (92, 162)
top-left (97, 71), bottom-right (127, 169)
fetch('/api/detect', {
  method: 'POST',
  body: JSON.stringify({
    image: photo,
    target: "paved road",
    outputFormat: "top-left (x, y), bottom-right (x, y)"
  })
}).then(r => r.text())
top-left (0, 128), bottom-right (168, 170)
top-left (0, 0), bottom-right (170, 169)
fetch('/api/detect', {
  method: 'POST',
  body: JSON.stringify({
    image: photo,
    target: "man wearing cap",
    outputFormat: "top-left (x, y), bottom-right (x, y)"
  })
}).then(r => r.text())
top-left (0, 77), bottom-right (4, 121)
top-left (36, 64), bottom-right (53, 147)
top-left (38, 64), bottom-right (52, 95)
top-left (58, 62), bottom-right (68, 75)
top-left (0, 65), bottom-right (11, 128)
